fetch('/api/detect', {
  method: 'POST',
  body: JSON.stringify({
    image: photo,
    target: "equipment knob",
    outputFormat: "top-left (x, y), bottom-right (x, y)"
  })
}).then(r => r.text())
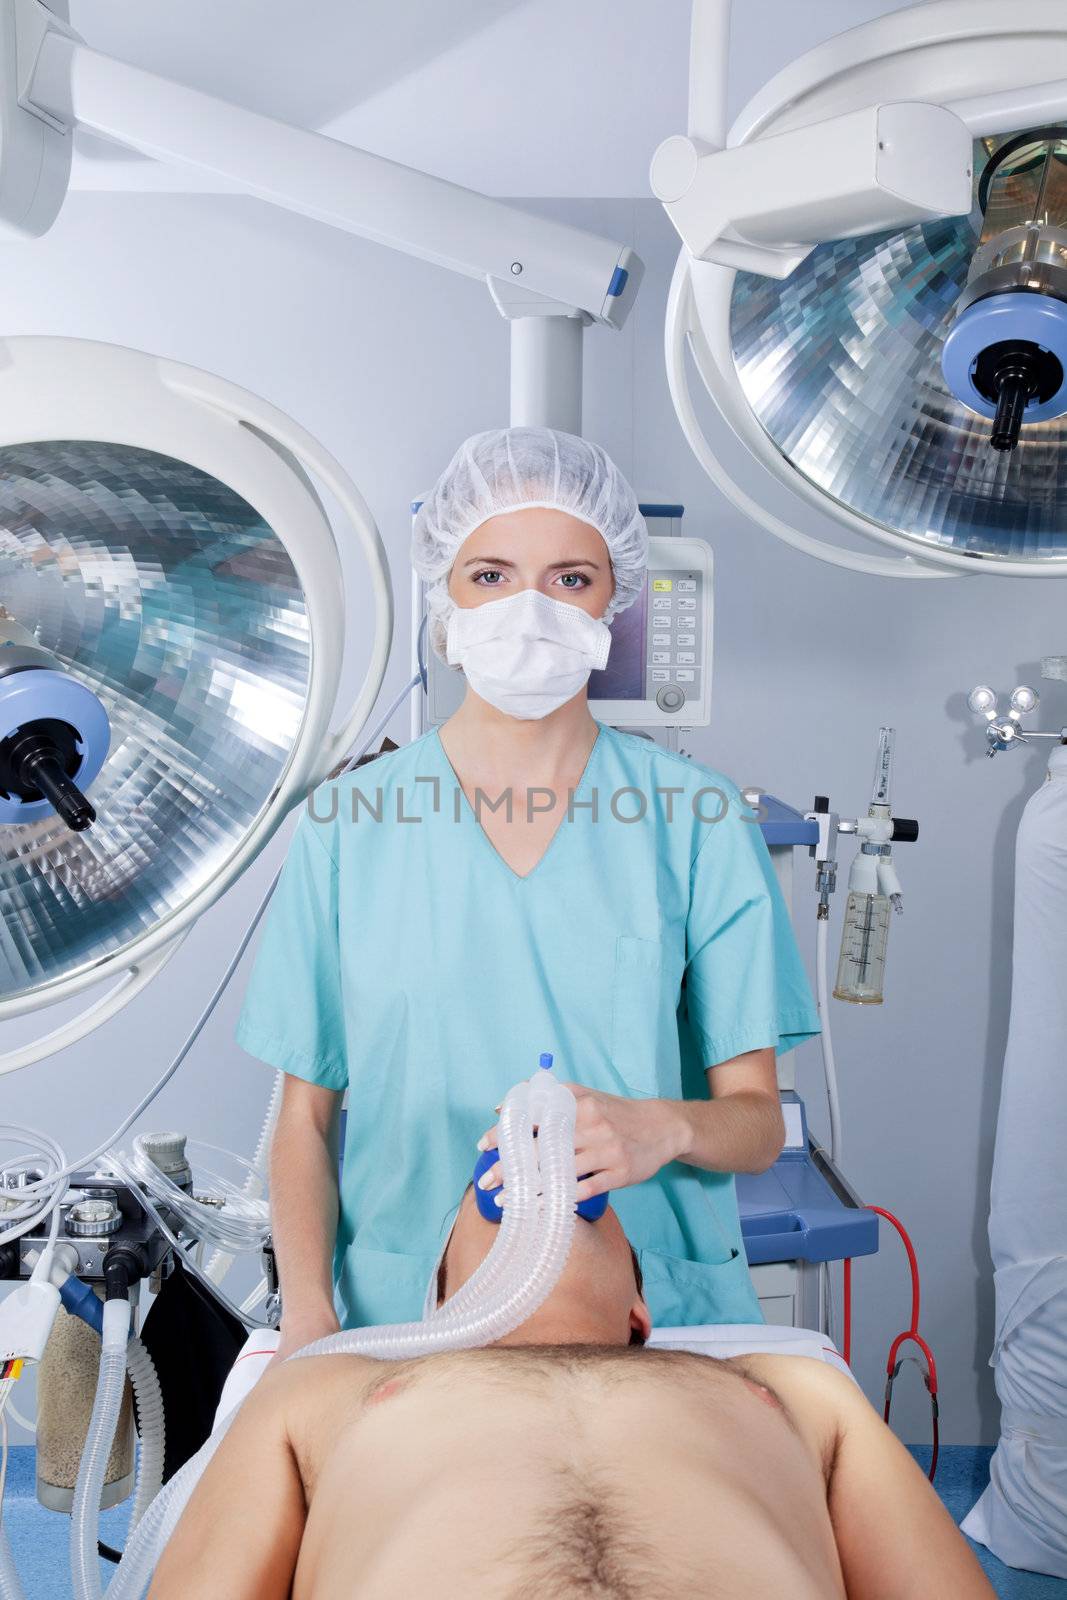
top-left (67, 1194), bottom-right (121, 1238)
top-left (139, 1132), bottom-right (193, 1189)
top-left (656, 685), bottom-right (685, 712)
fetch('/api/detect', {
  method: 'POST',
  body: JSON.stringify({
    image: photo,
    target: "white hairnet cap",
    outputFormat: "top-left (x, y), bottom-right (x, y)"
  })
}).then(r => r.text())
top-left (412, 426), bottom-right (648, 659)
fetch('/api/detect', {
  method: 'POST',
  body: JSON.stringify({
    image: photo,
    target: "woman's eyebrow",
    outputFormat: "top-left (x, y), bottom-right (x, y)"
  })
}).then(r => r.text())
top-left (460, 557), bottom-right (602, 570)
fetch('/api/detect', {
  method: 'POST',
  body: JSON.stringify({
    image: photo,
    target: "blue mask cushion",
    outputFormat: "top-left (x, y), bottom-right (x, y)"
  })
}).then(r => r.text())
top-left (472, 1145), bottom-right (609, 1223)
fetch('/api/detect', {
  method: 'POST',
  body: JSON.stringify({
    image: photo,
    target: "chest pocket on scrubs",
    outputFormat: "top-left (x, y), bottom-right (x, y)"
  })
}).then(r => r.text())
top-left (610, 935), bottom-right (663, 1097)
top-left (339, 1244), bottom-right (442, 1329)
top-left (637, 1245), bottom-right (754, 1328)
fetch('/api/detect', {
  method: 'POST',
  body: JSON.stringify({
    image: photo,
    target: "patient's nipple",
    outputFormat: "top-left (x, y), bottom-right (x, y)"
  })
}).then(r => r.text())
top-left (367, 1376), bottom-right (409, 1407)
top-left (740, 1376), bottom-right (785, 1413)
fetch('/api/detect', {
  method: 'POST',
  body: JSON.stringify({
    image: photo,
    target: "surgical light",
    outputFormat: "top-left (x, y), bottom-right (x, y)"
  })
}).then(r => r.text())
top-left (0, 337), bottom-right (391, 1066)
top-left (662, 0), bottom-right (1067, 577)
top-left (942, 129), bottom-right (1067, 449)
top-left (0, 1), bottom-right (647, 1079)
top-left (0, 607), bottom-right (109, 832)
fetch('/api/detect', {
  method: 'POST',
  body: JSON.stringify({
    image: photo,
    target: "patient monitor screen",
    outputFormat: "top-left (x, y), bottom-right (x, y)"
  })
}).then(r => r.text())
top-left (590, 584), bottom-right (647, 700)
top-left (590, 569), bottom-right (705, 704)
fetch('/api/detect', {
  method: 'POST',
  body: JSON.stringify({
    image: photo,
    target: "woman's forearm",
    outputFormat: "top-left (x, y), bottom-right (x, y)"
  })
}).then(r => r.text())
top-left (666, 1090), bottom-right (785, 1177)
top-left (482, 1059), bottom-right (787, 1205)
top-left (270, 1101), bottom-right (341, 1323)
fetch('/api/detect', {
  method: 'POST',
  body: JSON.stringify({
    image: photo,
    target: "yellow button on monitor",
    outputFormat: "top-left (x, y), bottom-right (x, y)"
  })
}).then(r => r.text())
top-left (652, 578), bottom-right (673, 591)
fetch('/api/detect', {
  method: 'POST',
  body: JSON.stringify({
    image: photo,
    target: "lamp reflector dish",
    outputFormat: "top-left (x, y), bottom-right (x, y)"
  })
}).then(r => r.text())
top-left (729, 144), bottom-right (1067, 563)
top-left (0, 441), bottom-right (311, 1008)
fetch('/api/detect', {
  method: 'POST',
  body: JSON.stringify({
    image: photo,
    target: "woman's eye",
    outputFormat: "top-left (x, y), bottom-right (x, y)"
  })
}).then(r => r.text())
top-left (558, 572), bottom-right (590, 589)
top-left (473, 570), bottom-right (505, 586)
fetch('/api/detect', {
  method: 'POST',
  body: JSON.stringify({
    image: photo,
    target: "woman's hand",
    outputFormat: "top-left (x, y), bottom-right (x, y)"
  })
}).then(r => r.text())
top-left (476, 1086), bottom-right (687, 1203)
top-left (269, 1304), bottom-right (341, 1365)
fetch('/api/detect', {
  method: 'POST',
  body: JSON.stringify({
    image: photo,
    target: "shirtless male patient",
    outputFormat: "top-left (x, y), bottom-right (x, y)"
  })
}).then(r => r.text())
top-left (151, 1185), bottom-right (995, 1599)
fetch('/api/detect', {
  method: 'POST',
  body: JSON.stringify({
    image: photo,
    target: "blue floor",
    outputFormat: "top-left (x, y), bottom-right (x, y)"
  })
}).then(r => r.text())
top-left (3, 1447), bottom-right (131, 1599)
top-left (1, 1444), bottom-right (1064, 1596)
top-left (906, 1447), bottom-right (1065, 1599)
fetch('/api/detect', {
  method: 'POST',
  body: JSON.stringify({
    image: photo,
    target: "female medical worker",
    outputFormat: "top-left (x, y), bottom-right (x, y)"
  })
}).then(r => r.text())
top-left (235, 427), bottom-right (820, 1359)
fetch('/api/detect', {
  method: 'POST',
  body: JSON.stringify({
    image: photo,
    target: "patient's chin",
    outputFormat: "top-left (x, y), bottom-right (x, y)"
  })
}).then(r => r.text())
top-left (494, 1305), bottom-right (634, 1348)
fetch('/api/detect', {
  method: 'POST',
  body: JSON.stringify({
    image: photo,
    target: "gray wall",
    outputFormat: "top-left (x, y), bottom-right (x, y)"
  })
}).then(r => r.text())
top-left (3, 186), bottom-right (1063, 1446)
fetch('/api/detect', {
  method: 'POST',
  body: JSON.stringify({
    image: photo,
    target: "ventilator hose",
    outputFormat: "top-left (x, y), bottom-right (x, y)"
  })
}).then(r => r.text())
top-left (104, 1075), bottom-right (578, 1600)
top-left (304, 1078), bottom-right (576, 1357)
top-left (426, 1083), bottom-right (540, 1320)
top-left (126, 1337), bottom-right (165, 1530)
top-left (0, 1526), bottom-right (26, 1600)
top-left (204, 1071), bottom-right (282, 1286)
top-left (70, 1298), bottom-right (132, 1600)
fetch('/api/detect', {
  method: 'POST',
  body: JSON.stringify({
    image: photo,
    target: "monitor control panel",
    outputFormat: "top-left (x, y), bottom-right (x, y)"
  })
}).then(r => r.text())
top-left (588, 536), bottom-right (713, 726)
top-left (413, 509), bottom-right (713, 732)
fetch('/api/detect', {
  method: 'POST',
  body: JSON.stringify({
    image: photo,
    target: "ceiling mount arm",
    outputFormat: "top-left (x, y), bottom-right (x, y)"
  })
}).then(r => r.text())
top-left (16, 10), bottom-right (642, 330)
top-left (652, 100), bottom-right (973, 278)
top-left (688, 0), bottom-right (732, 150)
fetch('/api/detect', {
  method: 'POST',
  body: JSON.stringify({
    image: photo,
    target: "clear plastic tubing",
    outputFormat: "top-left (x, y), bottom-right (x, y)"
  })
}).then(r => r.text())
top-left (105, 1071), bottom-right (577, 1600)
top-left (304, 1068), bottom-right (577, 1354)
top-left (71, 1296), bottom-right (132, 1600)
top-left (425, 1079), bottom-right (540, 1320)
top-left (0, 1526), bottom-right (26, 1600)
top-left (443, 1071), bottom-right (574, 1322)
top-left (125, 1336), bottom-right (165, 1529)
top-left (436, 1064), bottom-right (577, 1323)
top-left (205, 1069), bottom-right (283, 1285)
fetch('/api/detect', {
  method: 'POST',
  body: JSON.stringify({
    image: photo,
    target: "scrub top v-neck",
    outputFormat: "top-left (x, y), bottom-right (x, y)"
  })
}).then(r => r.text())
top-left (235, 723), bottom-right (820, 1330)
top-left (436, 722), bottom-right (601, 882)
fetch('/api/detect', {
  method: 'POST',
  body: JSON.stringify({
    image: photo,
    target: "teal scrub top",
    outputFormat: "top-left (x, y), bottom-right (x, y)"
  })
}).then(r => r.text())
top-left (234, 723), bottom-right (820, 1330)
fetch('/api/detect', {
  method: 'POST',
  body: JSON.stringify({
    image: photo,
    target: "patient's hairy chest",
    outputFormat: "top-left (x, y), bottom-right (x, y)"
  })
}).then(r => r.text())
top-left (290, 1348), bottom-right (846, 1600)
top-left (292, 1345), bottom-right (838, 1502)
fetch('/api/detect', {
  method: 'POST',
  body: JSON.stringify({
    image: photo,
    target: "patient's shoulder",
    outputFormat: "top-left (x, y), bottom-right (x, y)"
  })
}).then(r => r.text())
top-left (738, 1351), bottom-right (862, 1418)
top-left (267, 1354), bottom-right (393, 1492)
top-left (738, 1351), bottom-right (856, 1394)
top-left (243, 1352), bottom-right (384, 1434)
top-left (275, 1352), bottom-right (384, 1399)
top-left (734, 1353), bottom-right (858, 1481)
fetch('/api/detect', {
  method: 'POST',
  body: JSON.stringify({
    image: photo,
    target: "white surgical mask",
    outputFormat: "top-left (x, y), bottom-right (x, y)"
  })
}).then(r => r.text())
top-left (445, 587), bottom-right (612, 721)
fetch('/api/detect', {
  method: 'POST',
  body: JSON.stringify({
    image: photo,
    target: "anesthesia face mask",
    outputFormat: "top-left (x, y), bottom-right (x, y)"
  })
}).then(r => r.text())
top-left (472, 1053), bottom-right (609, 1224)
top-left (445, 587), bottom-right (612, 721)
top-left (473, 1145), bottom-right (609, 1223)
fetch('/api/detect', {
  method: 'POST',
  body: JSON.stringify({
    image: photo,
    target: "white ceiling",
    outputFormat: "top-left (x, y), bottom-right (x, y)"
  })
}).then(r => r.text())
top-left (68, 0), bottom-right (528, 130)
top-left (67, 0), bottom-right (923, 198)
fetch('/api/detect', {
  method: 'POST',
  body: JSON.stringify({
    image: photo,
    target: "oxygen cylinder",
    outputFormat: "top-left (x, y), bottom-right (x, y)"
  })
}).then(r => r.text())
top-left (962, 745), bottom-right (1067, 1575)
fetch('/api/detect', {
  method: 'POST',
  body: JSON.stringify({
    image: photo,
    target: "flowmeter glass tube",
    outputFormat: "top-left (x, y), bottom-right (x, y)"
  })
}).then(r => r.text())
top-left (833, 890), bottom-right (891, 1004)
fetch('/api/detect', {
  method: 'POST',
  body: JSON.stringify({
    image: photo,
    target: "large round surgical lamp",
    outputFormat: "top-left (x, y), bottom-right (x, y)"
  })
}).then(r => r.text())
top-left (655, 0), bottom-right (1067, 577)
top-left (0, 337), bottom-right (392, 1062)
top-left (0, 3), bottom-right (640, 1076)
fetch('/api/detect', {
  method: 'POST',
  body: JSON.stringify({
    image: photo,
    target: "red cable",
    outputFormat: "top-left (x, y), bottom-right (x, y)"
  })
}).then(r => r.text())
top-left (838, 1207), bottom-right (940, 1481)
top-left (869, 1206), bottom-right (921, 1333)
